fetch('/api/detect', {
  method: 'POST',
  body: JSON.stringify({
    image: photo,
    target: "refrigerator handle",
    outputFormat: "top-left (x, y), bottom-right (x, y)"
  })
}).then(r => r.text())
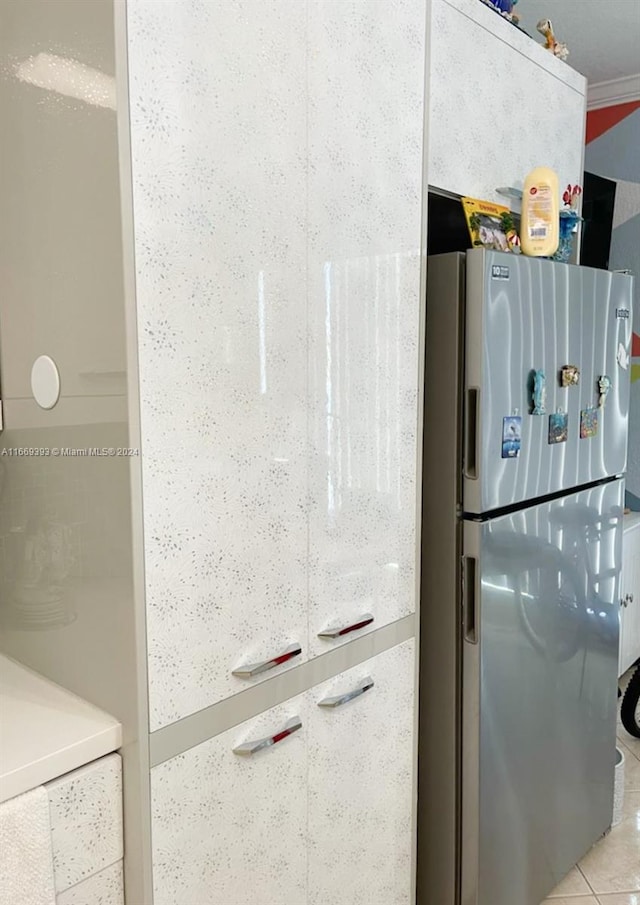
top-left (463, 555), bottom-right (479, 644)
top-left (464, 387), bottom-right (480, 481)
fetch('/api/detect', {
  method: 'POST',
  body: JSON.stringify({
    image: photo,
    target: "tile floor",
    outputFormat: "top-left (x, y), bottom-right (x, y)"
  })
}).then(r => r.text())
top-left (542, 682), bottom-right (640, 905)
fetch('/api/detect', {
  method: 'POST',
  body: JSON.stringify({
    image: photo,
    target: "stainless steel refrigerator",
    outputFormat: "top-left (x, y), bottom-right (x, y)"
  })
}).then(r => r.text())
top-left (417, 250), bottom-right (634, 905)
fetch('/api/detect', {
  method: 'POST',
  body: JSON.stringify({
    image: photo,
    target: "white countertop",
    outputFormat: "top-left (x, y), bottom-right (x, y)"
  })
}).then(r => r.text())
top-left (624, 511), bottom-right (640, 535)
top-left (0, 654), bottom-right (121, 803)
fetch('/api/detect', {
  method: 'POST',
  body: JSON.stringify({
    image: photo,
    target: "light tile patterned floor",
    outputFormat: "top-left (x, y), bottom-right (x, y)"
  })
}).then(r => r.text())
top-left (542, 714), bottom-right (640, 905)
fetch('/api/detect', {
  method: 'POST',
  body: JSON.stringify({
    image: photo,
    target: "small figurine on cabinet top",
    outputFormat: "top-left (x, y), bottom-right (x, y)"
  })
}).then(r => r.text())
top-left (537, 18), bottom-right (569, 60)
top-left (553, 183), bottom-right (583, 263)
top-left (480, 0), bottom-right (520, 24)
top-left (563, 184), bottom-right (582, 210)
top-left (506, 228), bottom-right (521, 253)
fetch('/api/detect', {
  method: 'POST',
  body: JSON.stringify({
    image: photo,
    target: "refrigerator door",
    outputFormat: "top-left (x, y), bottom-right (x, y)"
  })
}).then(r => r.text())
top-left (464, 249), bottom-right (633, 514)
top-left (461, 478), bottom-right (623, 905)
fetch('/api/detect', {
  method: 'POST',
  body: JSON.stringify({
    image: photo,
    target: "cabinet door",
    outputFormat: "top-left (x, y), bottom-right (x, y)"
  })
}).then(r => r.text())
top-left (151, 696), bottom-right (307, 905)
top-left (307, 639), bottom-right (416, 905)
top-left (429, 0), bottom-right (586, 205)
top-left (306, 0), bottom-right (426, 657)
top-left (0, 0), bottom-right (127, 401)
top-left (46, 754), bottom-right (122, 894)
top-left (126, 0), bottom-right (309, 729)
top-left (620, 527), bottom-right (640, 675)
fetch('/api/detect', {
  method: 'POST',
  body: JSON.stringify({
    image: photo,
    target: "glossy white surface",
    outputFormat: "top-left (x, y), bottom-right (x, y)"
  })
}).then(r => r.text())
top-left (307, 639), bottom-right (415, 905)
top-left (47, 753), bottom-right (123, 893)
top-left (151, 695), bottom-right (308, 905)
top-left (0, 0), bottom-right (126, 400)
top-left (0, 2), bottom-right (148, 897)
top-left (127, 0), bottom-right (426, 729)
top-left (0, 655), bottom-right (121, 803)
top-left (428, 0), bottom-right (586, 206)
top-left (127, 0), bottom-right (309, 730)
top-left (148, 614), bottom-right (416, 768)
top-left (150, 640), bottom-right (415, 905)
top-left (306, 0), bottom-right (424, 659)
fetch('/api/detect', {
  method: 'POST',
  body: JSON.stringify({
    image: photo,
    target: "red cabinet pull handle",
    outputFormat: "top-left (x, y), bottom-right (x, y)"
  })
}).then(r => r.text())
top-left (231, 643), bottom-right (302, 678)
top-left (233, 716), bottom-right (302, 756)
top-left (318, 677), bottom-right (374, 709)
top-left (317, 614), bottom-right (374, 639)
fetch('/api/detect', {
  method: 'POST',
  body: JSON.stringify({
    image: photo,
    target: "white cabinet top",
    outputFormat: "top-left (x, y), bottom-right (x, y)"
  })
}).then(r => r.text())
top-left (428, 0), bottom-right (586, 205)
top-left (441, 0), bottom-right (586, 92)
top-left (0, 654), bottom-right (121, 803)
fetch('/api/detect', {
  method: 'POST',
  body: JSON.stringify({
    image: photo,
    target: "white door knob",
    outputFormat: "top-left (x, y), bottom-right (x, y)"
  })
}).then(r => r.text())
top-left (31, 355), bottom-right (60, 409)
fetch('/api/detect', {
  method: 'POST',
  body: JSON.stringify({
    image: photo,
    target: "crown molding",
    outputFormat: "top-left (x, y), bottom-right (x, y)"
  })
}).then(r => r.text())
top-left (587, 74), bottom-right (640, 110)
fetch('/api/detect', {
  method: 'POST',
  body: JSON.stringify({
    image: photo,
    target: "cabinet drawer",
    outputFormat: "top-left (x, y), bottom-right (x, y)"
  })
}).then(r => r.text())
top-left (151, 696), bottom-right (308, 905)
top-left (46, 754), bottom-right (122, 894)
top-left (307, 639), bottom-right (415, 905)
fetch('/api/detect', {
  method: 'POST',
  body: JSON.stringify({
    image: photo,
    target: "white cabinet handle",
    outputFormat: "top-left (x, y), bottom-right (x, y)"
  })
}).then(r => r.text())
top-left (317, 614), bottom-right (374, 639)
top-left (232, 643), bottom-right (302, 678)
top-left (232, 716), bottom-right (302, 756)
top-left (317, 677), bottom-right (374, 709)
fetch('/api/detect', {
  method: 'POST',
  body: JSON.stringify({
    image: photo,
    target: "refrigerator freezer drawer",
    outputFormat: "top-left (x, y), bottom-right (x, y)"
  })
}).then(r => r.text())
top-left (464, 250), bottom-right (633, 514)
top-left (461, 478), bottom-right (624, 905)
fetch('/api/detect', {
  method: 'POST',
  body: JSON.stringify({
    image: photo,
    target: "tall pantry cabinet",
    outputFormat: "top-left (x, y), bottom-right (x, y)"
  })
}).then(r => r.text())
top-left (118, 1), bottom-right (428, 902)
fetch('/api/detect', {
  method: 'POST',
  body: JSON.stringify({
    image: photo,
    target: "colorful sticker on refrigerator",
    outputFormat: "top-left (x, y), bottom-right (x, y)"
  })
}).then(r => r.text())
top-left (549, 411), bottom-right (568, 444)
top-left (598, 375), bottom-right (612, 408)
top-left (560, 365), bottom-right (580, 387)
top-left (531, 369), bottom-right (546, 415)
top-left (580, 407), bottom-right (598, 439)
top-left (502, 415), bottom-right (522, 458)
top-left (617, 343), bottom-right (629, 370)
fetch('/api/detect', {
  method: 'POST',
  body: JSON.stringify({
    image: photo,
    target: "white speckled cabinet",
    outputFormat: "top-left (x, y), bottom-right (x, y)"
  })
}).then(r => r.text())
top-left (45, 754), bottom-right (124, 905)
top-left (127, 0), bottom-right (310, 731)
top-left (151, 697), bottom-right (308, 905)
top-left (149, 641), bottom-right (414, 905)
top-left (126, 0), bottom-right (426, 732)
top-left (306, 0), bottom-right (424, 658)
top-left (428, 0), bottom-right (587, 206)
top-left (122, 0), bottom-right (427, 900)
top-left (307, 640), bottom-right (415, 905)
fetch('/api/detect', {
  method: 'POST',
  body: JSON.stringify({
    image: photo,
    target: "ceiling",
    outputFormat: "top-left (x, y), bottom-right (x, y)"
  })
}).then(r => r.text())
top-left (517, 0), bottom-right (640, 85)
